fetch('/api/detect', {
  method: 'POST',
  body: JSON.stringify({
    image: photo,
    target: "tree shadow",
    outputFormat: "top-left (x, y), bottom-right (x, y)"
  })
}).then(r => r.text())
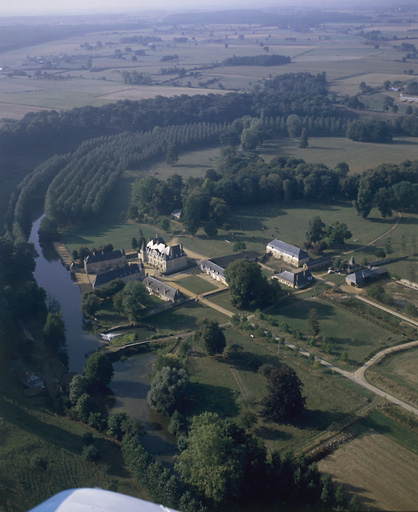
top-left (256, 424), bottom-right (292, 442)
top-left (294, 408), bottom-right (351, 431)
top-left (187, 382), bottom-right (239, 417)
top-left (223, 351), bottom-right (281, 373)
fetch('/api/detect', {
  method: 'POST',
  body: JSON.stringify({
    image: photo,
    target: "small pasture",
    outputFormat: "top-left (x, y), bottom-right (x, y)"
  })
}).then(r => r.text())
top-left (267, 295), bottom-right (404, 366)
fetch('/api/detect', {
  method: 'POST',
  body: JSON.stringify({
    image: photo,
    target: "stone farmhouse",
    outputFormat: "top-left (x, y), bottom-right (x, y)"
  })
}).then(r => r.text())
top-left (273, 267), bottom-right (313, 289)
top-left (143, 276), bottom-right (180, 302)
top-left (199, 252), bottom-right (258, 285)
top-left (90, 263), bottom-right (145, 289)
top-left (84, 249), bottom-right (126, 274)
top-left (266, 239), bottom-right (310, 268)
top-left (140, 236), bottom-right (187, 274)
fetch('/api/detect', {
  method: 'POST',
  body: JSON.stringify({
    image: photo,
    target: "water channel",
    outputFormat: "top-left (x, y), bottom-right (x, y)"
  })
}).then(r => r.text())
top-left (29, 216), bottom-right (177, 459)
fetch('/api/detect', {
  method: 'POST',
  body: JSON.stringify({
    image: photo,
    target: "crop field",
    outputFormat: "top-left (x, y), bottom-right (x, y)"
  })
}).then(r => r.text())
top-left (259, 137), bottom-right (418, 174)
top-left (319, 414), bottom-right (418, 511)
top-left (2, 15), bottom-right (418, 117)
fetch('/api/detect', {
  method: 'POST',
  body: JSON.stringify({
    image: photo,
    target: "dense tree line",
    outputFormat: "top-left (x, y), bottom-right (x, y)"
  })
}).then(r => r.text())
top-left (43, 122), bottom-right (226, 223)
top-left (346, 119), bottom-right (393, 143)
top-left (132, 150), bottom-right (360, 233)
top-left (222, 54), bottom-right (291, 66)
top-left (0, 72), bottom-right (350, 155)
top-left (354, 160), bottom-right (418, 218)
top-left (121, 410), bottom-right (347, 511)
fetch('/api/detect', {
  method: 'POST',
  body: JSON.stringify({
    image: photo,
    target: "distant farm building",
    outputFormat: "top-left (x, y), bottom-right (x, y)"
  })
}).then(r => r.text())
top-left (140, 236), bottom-right (187, 274)
top-left (266, 239), bottom-right (310, 268)
top-left (345, 267), bottom-right (388, 288)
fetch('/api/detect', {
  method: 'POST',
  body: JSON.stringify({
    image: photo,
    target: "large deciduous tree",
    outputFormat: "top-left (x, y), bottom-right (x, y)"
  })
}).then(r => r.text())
top-left (306, 216), bottom-right (325, 243)
top-left (224, 259), bottom-right (280, 309)
top-left (326, 221), bottom-right (352, 246)
top-left (262, 365), bottom-right (306, 422)
top-left (84, 352), bottom-right (114, 388)
top-left (121, 280), bottom-right (151, 322)
top-left (307, 308), bottom-right (320, 337)
top-left (175, 412), bottom-right (266, 507)
top-left (147, 366), bottom-right (189, 416)
top-left (196, 319), bottom-right (226, 356)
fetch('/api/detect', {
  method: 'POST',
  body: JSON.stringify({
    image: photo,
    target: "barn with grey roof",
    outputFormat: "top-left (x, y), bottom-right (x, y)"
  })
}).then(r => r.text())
top-left (266, 239), bottom-right (310, 267)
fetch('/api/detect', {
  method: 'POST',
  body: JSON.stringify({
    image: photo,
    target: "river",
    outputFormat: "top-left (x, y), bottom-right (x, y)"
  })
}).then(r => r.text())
top-left (29, 217), bottom-right (177, 459)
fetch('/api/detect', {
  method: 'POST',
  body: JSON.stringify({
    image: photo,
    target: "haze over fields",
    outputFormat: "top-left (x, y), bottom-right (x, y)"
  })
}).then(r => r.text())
top-left (0, 0), bottom-right (409, 17)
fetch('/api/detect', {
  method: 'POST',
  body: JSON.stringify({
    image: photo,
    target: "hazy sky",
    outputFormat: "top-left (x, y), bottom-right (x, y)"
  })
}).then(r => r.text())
top-left (0, 0), bottom-right (388, 18)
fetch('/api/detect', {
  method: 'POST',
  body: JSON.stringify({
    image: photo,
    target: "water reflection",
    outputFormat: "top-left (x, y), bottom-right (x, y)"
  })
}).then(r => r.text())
top-left (111, 351), bottom-right (178, 463)
top-left (29, 216), bottom-right (103, 373)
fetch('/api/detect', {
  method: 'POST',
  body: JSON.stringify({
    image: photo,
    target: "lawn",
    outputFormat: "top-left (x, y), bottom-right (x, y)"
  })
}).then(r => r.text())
top-left (145, 301), bottom-right (229, 335)
top-left (177, 201), bottom-right (397, 260)
top-left (176, 275), bottom-right (218, 295)
top-left (205, 290), bottom-right (243, 315)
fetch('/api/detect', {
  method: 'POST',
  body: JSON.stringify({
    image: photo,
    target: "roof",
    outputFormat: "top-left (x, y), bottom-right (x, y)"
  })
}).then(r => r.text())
top-left (274, 269), bottom-right (313, 288)
top-left (199, 252), bottom-right (258, 277)
top-left (146, 237), bottom-right (185, 259)
top-left (85, 249), bottom-right (125, 264)
top-left (267, 239), bottom-right (309, 261)
top-left (199, 259), bottom-right (225, 278)
top-left (143, 276), bottom-right (179, 301)
top-left (93, 264), bottom-right (143, 288)
top-left (346, 266), bottom-right (388, 286)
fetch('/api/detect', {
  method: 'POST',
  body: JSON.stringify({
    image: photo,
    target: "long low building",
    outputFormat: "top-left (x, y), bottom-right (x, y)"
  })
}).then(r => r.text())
top-left (91, 263), bottom-right (145, 289)
top-left (84, 249), bottom-right (126, 274)
top-left (143, 276), bottom-right (180, 302)
top-left (266, 239), bottom-right (310, 268)
top-left (345, 267), bottom-right (388, 288)
top-left (199, 252), bottom-right (258, 285)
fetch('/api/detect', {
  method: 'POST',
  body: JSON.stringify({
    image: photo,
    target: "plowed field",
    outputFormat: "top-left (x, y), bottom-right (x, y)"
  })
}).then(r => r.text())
top-left (319, 432), bottom-right (418, 511)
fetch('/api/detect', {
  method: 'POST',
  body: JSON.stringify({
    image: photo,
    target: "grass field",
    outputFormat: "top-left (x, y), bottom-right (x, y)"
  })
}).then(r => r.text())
top-left (258, 137), bottom-right (418, 174)
top-left (186, 325), bottom-right (373, 455)
top-left (175, 201), bottom-right (398, 260)
top-left (267, 295), bottom-right (403, 366)
top-left (367, 348), bottom-right (418, 407)
top-left (0, 362), bottom-right (145, 512)
top-left (145, 301), bottom-right (228, 335)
